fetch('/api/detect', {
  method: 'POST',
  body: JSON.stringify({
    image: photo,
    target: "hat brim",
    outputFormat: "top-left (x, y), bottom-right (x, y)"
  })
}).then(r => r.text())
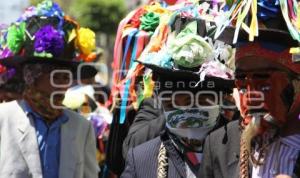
top-left (0, 56), bottom-right (98, 79)
top-left (142, 62), bottom-right (234, 93)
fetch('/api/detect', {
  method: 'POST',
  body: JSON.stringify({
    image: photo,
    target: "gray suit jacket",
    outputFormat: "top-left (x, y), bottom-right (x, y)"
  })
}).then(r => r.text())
top-left (200, 120), bottom-right (241, 178)
top-left (0, 100), bottom-right (99, 178)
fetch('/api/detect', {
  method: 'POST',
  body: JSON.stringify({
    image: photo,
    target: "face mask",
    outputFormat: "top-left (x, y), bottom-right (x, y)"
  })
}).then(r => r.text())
top-left (23, 87), bottom-right (63, 122)
top-left (235, 71), bottom-right (291, 129)
top-left (163, 105), bottom-right (220, 150)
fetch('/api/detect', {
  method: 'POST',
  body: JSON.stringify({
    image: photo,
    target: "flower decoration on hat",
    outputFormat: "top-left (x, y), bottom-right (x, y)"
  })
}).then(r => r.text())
top-left (168, 21), bottom-right (213, 68)
top-left (34, 25), bottom-right (64, 58)
top-left (0, 0), bottom-right (99, 83)
top-left (6, 22), bottom-right (26, 54)
top-left (72, 27), bottom-right (97, 62)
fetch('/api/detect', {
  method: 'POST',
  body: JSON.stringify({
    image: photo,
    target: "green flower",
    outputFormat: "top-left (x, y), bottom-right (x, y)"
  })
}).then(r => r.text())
top-left (169, 21), bottom-right (213, 68)
top-left (140, 12), bottom-right (160, 32)
top-left (6, 22), bottom-right (26, 54)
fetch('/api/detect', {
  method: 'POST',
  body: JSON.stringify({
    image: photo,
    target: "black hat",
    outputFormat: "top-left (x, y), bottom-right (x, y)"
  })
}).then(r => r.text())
top-left (138, 17), bottom-right (235, 93)
top-left (0, 0), bottom-right (98, 80)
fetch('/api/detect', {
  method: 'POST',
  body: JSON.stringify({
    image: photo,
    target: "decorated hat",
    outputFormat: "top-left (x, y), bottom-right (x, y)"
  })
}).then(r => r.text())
top-left (136, 2), bottom-right (236, 93)
top-left (215, 0), bottom-right (300, 75)
top-left (0, 0), bottom-right (98, 81)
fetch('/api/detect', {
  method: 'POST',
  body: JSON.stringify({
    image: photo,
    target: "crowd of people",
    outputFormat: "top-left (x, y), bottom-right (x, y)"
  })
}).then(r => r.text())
top-left (0, 0), bottom-right (299, 178)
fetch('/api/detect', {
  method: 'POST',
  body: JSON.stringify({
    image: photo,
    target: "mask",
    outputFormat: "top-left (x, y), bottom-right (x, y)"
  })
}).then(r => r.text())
top-left (164, 105), bottom-right (220, 151)
top-left (235, 71), bottom-right (291, 129)
top-left (23, 87), bottom-right (63, 122)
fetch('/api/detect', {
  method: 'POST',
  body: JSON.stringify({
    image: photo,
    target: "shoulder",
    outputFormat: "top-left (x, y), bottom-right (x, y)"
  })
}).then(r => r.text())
top-left (124, 137), bottom-right (161, 175)
top-left (0, 100), bottom-right (20, 113)
top-left (62, 109), bottom-right (93, 136)
top-left (209, 120), bottom-right (240, 140)
top-left (130, 136), bottom-right (161, 161)
top-left (0, 100), bottom-right (24, 123)
top-left (133, 136), bottom-right (161, 153)
top-left (63, 109), bottom-right (90, 126)
top-left (206, 120), bottom-right (240, 152)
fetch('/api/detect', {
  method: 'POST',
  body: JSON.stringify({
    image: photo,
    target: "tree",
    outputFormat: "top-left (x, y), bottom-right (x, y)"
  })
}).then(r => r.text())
top-left (70, 0), bottom-right (126, 34)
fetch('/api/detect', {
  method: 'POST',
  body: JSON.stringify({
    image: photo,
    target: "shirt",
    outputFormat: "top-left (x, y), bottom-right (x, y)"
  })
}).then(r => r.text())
top-left (252, 134), bottom-right (300, 178)
top-left (23, 102), bottom-right (69, 178)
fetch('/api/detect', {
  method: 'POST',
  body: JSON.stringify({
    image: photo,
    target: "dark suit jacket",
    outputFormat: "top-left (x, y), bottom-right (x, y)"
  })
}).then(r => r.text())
top-left (200, 120), bottom-right (300, 178)
top-left (122, 98), bottom-right (165, 158)
top-left (121, 134), bottom-right (197, 178)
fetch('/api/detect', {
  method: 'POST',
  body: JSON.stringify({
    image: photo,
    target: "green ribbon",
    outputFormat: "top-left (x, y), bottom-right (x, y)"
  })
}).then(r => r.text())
top-left (169, 21), bottom-right (213, 68)
top-left (34, 51), bottom-right (53, 58)
top-left (140, 12), bottom-right (160, 32)
top-left (6, 22), bottom-right (26, 54)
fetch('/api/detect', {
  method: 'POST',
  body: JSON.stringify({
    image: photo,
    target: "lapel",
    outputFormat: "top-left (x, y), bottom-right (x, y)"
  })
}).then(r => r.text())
top-left (16, 100), bottom-right (43, 175)
top-left (163, 139), bottom-right (186, 177)
top-left (226, 123), bottom-right (241, 178)
top-left (59, 110), bottom-right (77, 178)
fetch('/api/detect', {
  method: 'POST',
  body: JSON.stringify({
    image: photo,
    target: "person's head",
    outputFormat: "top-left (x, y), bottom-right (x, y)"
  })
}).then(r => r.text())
top-left (139, 17), bottom-right (235, 152)
top-left (154, 74), bottom-right (234, 152)
top-left (234, 39), bottom-right (300, 137)
top-left (23, 63), bottom-right (72, 101)
top-left (0, 0), bottom-right (98, 121)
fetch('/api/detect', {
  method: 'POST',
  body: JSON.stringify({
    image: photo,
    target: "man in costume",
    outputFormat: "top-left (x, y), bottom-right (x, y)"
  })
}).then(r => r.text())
top-left (121, 8), bottom-right (236, 176)
top-left (0, 1), bottom-right (99, 178)
top-left (200, 0), bottom-right (300, 177)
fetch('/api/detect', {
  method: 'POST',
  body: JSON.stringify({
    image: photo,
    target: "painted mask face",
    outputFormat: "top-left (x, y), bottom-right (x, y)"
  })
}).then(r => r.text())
top-left (235, 70), bottom-right (291, 129)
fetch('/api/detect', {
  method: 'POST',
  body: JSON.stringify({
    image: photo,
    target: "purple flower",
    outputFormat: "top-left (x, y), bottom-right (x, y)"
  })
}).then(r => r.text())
top-left (0, 48), bottom-right (14, 58)
top-left (34, 25), bottom-right (64, 57)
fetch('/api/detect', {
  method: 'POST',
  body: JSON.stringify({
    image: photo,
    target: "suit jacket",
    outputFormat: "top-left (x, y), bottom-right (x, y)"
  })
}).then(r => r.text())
top-left (121, 133), bottom-right (201, 178)
top-left (122, 98), bottom-right (165, 159)
top-left (0, 100), bottom-right (99, 178)
top-left (200, 120), bottom-right (300, 178)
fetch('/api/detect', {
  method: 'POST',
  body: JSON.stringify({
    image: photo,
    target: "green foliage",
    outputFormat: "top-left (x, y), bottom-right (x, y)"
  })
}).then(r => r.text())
top-left (70, 0), bottom-right (126, 34)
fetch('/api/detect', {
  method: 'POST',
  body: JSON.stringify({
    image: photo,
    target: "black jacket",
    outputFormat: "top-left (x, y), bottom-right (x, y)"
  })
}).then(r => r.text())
top-left (122, 98), bottom-right (165, 158)
top-left (121, 133), bottom-right (201, 178)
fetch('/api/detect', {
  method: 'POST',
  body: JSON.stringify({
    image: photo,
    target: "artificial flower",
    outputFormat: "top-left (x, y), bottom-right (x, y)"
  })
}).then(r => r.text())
top-left (0, 48), bottom-right (14, 58)
top-left (34, 25), bottom-right (64, 57)
top-left (76, 27), bottom-right (96, 56)
top-left (140, 12), bottom-right (160, 32)
top-left (6, 22), bottom-right (26, 54)
top-left (36, 0), bottom-right (64, 18)
top-left (169, 21), bottom-right (213, 68)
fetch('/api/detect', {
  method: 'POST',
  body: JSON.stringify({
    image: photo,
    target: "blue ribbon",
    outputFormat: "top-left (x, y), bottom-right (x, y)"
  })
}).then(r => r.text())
top-left (257, 0), bottom-right (280, 20)
top-left (119, 30), bottom-right (139, 124)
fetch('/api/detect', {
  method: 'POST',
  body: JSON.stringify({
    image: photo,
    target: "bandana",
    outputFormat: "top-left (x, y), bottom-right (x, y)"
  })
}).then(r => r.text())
top-left (164, 106), bottom-right (220, 151)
